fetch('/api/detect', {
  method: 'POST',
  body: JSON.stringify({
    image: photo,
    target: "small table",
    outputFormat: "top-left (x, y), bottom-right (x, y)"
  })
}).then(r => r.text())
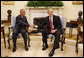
top-left (1, 20), bottom-right (11, 24)
top-left (1, 25), bottom-right (6, 48)
top-left (70, 20), bottom-right (83, 42)
top-left (70, 20), bottom-right (83, 54)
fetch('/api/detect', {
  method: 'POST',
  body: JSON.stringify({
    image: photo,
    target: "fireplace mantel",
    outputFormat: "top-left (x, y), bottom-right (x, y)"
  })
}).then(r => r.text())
top-left (25, 7), bottom-right (64, 25)
top-left (25, 7), bottom-right (64, 9)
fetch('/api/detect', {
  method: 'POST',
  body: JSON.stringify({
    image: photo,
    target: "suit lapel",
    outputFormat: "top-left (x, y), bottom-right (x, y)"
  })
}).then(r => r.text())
top-left (20, 15), bottom-right (23, 20)
top-left (20, 15), bottom-right (26, 22)
top-left (53, 15), bottom-right (55, 26)
top-left (48, 16), bottom-right (50, 24)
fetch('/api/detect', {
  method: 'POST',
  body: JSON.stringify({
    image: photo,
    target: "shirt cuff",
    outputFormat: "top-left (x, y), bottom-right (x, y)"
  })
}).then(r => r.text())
top-left (35, 25), bottom-right (38, 28)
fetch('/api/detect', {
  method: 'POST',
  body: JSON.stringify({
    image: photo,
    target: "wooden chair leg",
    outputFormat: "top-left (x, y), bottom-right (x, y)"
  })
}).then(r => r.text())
top-left (61, 36), bottom-right (63, 51)
top-left (76, 43), bottom-right (78, 54)
top-left (63, 29), bottom-right (66, 44)
top-left (71, 28), bottom-right (73, 37)
top-left (76, 34), bottom-right (79, 54)
top-left (8, 34), bottom-right (10, 49)
top-left (63, 37), bottom-right (65, 44)
top-left (2, 31), bottom-right (6, 48)
top-left (8, 28), bottom-right (11, 49)
top-left (27, 33), bottom-right (30, 47)
top-left (69, 28), bottom-right (71, 38)
top-left (69, 28), bottom-right (73, 38)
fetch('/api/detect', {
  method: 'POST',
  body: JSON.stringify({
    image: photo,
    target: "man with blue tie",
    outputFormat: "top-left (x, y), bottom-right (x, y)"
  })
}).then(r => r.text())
top-left (12, 9), bottom-right (32, 52)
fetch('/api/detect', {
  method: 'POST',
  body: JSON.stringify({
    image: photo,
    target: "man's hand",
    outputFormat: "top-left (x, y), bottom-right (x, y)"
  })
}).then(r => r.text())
top-left (30, 25), bottom-right (34, 28)
top-left (25, 27), bottom-right (28, 31)
top-left (30, 24), bottom-right (38, 28)
top-left (50, 29), bottom-right (57, 34)
top-left (29, 24), bottom-right (34, 28)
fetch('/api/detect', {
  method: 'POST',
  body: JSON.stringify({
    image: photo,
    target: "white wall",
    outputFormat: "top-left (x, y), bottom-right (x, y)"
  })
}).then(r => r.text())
top-left (1, 1), bottom-right (83, 20)
top-left (1, 1), bottom-right (83, 34)
top-left (1, 1), bottom-right (27, 20)
top-left (63, 1), bottom-right (83, 21)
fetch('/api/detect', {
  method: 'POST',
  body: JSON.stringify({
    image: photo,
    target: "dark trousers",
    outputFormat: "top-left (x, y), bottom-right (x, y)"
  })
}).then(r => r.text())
top-left (42, 29), bottom-right (60, 49)
top-left (12, 28), bottom-right (27, 47)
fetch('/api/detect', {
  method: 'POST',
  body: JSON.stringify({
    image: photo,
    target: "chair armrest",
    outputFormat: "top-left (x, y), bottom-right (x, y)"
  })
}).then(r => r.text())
top-left (8, 25), bottom-right (13, 34)
top-left (8, 25), bottom-right (13, 29)
top-left (60, 28), bottom-right (66, 37)
top-left (25, 27), bottom-right (29, 32)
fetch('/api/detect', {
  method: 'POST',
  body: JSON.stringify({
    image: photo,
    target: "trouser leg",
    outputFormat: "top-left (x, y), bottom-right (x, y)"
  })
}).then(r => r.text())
top-left (12, 29), bottom-right (19, 47)
top-left (20, 29), bottom-right (27, 47)
top-left (53, 31), bottom-right (60, 49)
top-left (42, 30), bottom-right (50, 46)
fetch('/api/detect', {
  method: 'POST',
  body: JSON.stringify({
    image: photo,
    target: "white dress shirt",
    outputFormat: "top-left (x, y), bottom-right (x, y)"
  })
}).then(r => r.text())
top-left (35, 16), bottom-right (54, 29)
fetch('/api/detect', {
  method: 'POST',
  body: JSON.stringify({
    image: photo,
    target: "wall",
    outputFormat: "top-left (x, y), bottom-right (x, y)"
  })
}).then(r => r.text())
top-left (1, 1), bottom-right (83, 34)
top-left (1, 1), bottom-right (27, 20)
top-left (1, 1), bottom-right (83, 20)
top-left (63, 1), bottom-right (83, 21)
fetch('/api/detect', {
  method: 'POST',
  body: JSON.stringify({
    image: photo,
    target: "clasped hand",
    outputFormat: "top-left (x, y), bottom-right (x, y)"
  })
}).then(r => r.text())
top-left (50, 29), bottom-right (57, 33)
top-left (29, 24), bottom-right (57, 33)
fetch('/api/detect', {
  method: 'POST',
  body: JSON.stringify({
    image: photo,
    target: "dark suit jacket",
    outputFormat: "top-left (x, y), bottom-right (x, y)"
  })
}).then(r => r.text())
top-left (14, 15), bottom-right (29, 30)
top-left (38, 15), bottom-right (63, 34)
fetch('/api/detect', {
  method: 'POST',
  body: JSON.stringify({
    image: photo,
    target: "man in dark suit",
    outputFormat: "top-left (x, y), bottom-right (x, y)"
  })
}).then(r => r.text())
top-left (12, 9), bottom-right (30, 52)
top-left (35, 8), bottom-right (63, 57)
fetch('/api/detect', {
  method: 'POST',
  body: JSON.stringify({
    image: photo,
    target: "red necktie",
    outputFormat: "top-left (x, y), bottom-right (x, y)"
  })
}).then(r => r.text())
top-left (50, 17), bottom-right (53, 30)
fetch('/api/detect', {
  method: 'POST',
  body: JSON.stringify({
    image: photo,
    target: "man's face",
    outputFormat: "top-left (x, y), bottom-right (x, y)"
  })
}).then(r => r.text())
top-left (48, 10), bottom-right (53, 17)
top-left (20, 10), bottom-right (25, 16)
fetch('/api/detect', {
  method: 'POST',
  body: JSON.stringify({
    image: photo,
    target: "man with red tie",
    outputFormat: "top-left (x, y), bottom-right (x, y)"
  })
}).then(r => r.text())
top-left (34, 8), bottom-right (63, 57)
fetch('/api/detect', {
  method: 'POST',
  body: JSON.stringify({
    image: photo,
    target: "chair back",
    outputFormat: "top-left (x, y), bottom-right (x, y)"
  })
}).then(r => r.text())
top-left (12, 16), bottom-right (16, 28)
top-left (61, 17), bottom-right (67, 29)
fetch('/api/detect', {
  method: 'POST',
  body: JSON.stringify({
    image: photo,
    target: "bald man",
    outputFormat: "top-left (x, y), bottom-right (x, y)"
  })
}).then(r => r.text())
top-left (35, 8), bottom-right (63, 57)
top-left (12, 9), bottom-right (29, 52)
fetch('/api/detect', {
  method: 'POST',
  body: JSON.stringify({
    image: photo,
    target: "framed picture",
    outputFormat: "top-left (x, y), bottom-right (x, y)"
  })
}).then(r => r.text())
top-left (72, 1), bottom-right (83, 5)
top-left (2, 1), bottom-right (15, 5)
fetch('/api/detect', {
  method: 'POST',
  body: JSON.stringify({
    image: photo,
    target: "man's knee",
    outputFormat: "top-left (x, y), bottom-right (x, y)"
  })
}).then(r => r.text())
top-left (21, 30), bottom-right (26, 34)
top-left (42, 30), bottom-right (49, 35)
top-left (13, 30), bottom-right (18, 36)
